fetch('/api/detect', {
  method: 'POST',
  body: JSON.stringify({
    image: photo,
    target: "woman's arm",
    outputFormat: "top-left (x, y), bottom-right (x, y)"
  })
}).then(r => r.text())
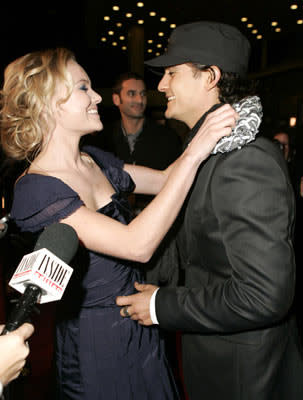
top-left (62, 104), bottom-right (237, 263)
top-left (123, 162), bottom-right (175, 195)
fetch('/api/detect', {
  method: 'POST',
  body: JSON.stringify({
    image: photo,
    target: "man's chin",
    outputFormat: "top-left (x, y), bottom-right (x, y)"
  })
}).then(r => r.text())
top-left (129, 114), bottom-right (145, 119)
top-left (164, 108), bottom-right (173, 120)
top-left (95, 122), bottom-right (103, 131)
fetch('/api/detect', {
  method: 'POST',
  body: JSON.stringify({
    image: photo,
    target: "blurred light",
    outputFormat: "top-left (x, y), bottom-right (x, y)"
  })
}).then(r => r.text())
top-left (157, 44), bottom-right (162, 48)
top-left (137, 2), bottom-right (144, 7)
top-left (113, 5), bottom-right (119, 11)
top-left (290, 117), bottom-right (297, 127)
top-left (241, 17), bottom-right (248, 22)
top-left (256, 35), bottom-right (262, 39)
top-left (101, 37), bottom-right (106, 42)
top-left (147, 39), bottom-right (153, 43)
top-left (112, 42), bottom-right (118, 46)
top-left (271, 21), bottom-right (278, 26)
top-left (158, 32), bottom-right (164, 36)
top-left (147, 49), bottom-right (153, 53)
top-left (119, 36), bottom-right (125, 40)
top-left (116, 22), bottom-right (122, 27)
top-left (275, 27), bottom-right (281, 32)
top-left (160, 17), bottom-right (167, 22)
top-left (126, 13), bottom-right (132, 18)
top-left (156, 52), bottom-right (160, 56)
top-left (122, 46), bottom-right (127, 50)
top-left (104, 16), bottom-right (110, 21)
top-left (138, 19), bottom-right (144, 24)
top-left (150, 11), bottom-right (156, 16)
top-left (170, 24), bottom-right (176, 28)
top-left (290, 4), bottom-right (298, 10)
top-left (252, 29), bottom-right (258, 34)
top-left (247, 23), bottom-right (253, 28)
top-left (297, 19), bottom-right (303, 24)
top-left (108, 31), bottom-right (114, 35)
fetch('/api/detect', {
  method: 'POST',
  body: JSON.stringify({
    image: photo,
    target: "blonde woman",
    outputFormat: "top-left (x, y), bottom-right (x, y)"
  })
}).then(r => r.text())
top-left (0, 48), bottom-right (237, 400)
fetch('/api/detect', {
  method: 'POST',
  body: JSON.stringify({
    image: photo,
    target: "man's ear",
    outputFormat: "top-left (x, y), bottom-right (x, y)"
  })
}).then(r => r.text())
top-left (205, 66), bottom-right (221, 91)
top-left (112, 93), bottom-right (121, 106)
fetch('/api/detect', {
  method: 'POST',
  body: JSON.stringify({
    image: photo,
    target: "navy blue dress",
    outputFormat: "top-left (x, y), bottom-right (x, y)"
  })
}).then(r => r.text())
top-left (10, 147), bottom-right (178, 400)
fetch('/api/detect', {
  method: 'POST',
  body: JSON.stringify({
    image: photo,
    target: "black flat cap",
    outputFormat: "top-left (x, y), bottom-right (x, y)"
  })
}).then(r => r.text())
top-left (145, 21), bottom-right (251, 76)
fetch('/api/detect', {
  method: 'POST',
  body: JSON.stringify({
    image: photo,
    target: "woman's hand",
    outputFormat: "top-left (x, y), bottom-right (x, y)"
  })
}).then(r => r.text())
top-left (185, 104), bottom-right (238, 164)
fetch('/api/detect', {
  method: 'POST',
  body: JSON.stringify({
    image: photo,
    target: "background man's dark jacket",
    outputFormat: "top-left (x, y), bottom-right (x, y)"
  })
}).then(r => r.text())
top-left (83, 118), bottom-right (182, 170)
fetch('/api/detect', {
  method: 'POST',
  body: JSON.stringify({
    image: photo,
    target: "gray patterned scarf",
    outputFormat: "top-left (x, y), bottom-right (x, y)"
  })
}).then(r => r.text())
top-left (211, 95), bottom-right (263, 154)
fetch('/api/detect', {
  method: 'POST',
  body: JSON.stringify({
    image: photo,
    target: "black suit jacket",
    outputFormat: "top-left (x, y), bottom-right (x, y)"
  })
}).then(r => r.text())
top-left (155, 136), bottom-right (303, 399)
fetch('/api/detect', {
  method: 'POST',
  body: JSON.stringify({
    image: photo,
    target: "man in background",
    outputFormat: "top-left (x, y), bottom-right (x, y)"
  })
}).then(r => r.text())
top-left (273, 130), bottom-right (292, 162)
top-left (102, 72), bottom-right (181, 168)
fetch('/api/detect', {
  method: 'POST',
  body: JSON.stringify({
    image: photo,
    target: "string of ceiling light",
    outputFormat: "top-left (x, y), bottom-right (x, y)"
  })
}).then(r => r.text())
top-left (290, 2), bottom-right (303, 25)
top-left (240, 2), bottom-right (303, 40)
top-left (99, 2), bottom-right (176, 56)
top-left (99, 2), bottom-right (303, 54)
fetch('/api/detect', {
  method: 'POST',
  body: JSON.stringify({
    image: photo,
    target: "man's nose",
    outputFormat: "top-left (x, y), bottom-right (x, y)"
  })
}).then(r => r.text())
top-left (158, 75), bottom-right (168, 92)
top-left (135, 94), bottom-right (144, 102)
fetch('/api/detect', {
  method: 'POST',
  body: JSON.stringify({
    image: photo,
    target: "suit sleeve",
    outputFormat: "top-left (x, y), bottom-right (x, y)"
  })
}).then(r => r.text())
top-left (156, 142), bottom-right (296, 333)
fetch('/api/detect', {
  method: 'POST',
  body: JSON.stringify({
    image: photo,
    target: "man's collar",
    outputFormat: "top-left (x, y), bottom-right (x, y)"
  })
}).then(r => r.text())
top-left (183, 103), bottom-right (223, 149)
top-left (121, 117), bottom-right (145, 136)
top-left (183, 96), bottom-right (263, 154)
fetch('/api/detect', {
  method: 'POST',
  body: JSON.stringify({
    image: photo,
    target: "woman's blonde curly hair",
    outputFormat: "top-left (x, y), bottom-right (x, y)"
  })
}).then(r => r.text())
top-left (0, 47), bottom-right (76, 161)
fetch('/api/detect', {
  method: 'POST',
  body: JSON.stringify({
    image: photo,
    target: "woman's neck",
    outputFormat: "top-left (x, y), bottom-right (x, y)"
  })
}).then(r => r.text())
top-left (31, 132), bottom-right (83, 172)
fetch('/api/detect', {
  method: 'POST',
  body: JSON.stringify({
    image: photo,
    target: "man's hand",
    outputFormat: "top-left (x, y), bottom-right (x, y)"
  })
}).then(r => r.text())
top-left (116, 282), bottom-right (159, 326)
top-left (0, 322), bottom-right (34, 386)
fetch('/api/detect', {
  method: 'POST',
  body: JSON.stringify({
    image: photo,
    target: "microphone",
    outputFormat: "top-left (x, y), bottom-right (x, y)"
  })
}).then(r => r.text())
top-left (1, 223), bottom-right (78, 334)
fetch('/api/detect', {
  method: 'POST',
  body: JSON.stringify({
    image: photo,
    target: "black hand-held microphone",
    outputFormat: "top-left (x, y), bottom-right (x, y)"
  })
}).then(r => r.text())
top-left (1, 223), bottom-right (78, 335)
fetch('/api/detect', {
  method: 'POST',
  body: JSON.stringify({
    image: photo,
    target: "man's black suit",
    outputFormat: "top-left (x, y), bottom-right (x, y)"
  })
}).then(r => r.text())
top-left (154, 122), bottom-right (303, 399)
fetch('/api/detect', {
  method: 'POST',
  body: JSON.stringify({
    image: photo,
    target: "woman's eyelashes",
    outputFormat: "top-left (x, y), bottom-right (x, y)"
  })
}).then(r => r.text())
top-left (80, 84), bottom-right (89, 92)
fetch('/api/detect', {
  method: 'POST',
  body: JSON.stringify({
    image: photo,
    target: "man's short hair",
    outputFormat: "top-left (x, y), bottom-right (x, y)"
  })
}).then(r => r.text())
top-left (189, 63), bottom-right (258, 104)
top-left (112, 72), bottom-right (145, 95)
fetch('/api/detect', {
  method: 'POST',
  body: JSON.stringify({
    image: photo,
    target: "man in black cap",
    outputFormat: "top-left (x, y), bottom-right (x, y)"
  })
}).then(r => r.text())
top-left (117, 21), bottom-right (303, 399)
